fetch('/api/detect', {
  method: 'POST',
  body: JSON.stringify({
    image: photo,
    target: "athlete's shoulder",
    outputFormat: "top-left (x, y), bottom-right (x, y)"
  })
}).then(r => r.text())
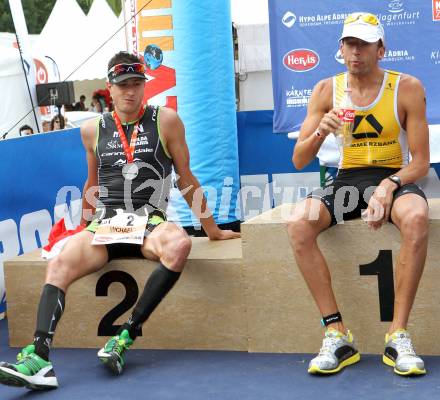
top-left (80, 116), bottom-right (101, 149)
top-left (158, 107), bottom-right (184, 142)
top-left (396, 74), bottom-right (426, 112)
top-left (397, 74), bottom-right (425, 102)
top-left (158, 106), bottom-right (181, 128)
top-left (309, 78), bottom-right (333, 111)
top-left (158, 106), bottom-right (178, 118)
top-left (80, 116), bottom-right (99, 134)
top-left (398, 73), bottom-right (424, 89)
top-left (312, 77), bottom-right (333, 95)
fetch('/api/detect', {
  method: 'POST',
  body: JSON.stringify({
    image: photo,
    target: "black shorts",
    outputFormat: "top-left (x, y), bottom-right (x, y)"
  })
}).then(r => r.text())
top-left (106, 243), bottom-right (144, 262)
top-left (307, 167), bottom-right (427, 226)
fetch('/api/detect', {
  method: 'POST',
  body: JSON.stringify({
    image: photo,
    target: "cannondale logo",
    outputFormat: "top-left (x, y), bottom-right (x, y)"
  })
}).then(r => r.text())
top-left (282, 11), bottom-right (297, 28)
top-left (388, 0), bottom-right (404, 13)
top-left (334, 49), bottom-right (345, 65)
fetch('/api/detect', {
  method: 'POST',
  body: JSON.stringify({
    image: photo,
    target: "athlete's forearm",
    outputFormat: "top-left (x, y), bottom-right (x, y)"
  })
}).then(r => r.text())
top-left (293, 132), bottom-right (325, 170)
top-left (177, 173), bottom-right (221, 238)
top-left (392, 159), bottom-right (430, 186)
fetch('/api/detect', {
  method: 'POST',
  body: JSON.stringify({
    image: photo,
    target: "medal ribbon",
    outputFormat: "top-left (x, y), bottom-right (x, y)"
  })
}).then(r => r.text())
top-left (113, 106), bottom-right (145, 163)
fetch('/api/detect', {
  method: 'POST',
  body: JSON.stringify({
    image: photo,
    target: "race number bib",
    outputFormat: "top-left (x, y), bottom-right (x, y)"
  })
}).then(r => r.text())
top-left (92, 209), bottom-right (149, 245)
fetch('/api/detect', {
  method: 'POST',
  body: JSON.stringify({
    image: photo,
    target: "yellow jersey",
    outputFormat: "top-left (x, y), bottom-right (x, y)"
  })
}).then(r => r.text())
top-left (333, 70), bottom-right (408, 169)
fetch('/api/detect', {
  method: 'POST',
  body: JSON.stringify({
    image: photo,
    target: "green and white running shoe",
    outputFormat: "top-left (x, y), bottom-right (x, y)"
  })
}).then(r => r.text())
top-left (383, 329), bottom-right (426, 376)
top-left (308, 328), bottom-right (360, 374)
top-left (98, 329), bottom-right (133, 375)
top-left (0, 345), bottom-right (58, 390)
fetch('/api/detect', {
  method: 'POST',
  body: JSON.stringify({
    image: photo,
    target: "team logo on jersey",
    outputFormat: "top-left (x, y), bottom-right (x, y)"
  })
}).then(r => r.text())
top-left (112, 159), bottom-right (126, 167)
top-left (352, 114), bottom-right (383, 138)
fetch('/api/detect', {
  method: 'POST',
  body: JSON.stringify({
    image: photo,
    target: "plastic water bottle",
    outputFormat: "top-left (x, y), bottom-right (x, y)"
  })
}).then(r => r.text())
top-left (336, 89), bottom-right (355, 147)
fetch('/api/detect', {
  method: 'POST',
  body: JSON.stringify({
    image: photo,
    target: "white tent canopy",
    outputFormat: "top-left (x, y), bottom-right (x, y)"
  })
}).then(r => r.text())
top-left (34, 0), bottom-right (270, 81)
top-left (11, 0), bottom-right (269, 82)
top-left (76, 0), bottom-right (127, 81)
top-left (34, 0), bottom-right (126, 81)
top-left (0, 46), bottom-right (39, 138)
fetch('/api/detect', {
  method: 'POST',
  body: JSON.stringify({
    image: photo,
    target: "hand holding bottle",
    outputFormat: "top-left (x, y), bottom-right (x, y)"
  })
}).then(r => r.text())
top-left (336, 89), bottom-right (355, 147)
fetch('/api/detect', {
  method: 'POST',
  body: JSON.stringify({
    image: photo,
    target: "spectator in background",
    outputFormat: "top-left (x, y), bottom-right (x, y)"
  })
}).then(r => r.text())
top-left (50, 115), bottom-right (65, 131)
top-left (74, 95), bottom-right (88, 111)
top-left (91, 94), bottom-right (104, 113)
top-left (42, 120), bottom-right (51, 133)
top-left (91, 89), bottom-right (113, 112)
top-left (19, 125), bottom-right (34, 136)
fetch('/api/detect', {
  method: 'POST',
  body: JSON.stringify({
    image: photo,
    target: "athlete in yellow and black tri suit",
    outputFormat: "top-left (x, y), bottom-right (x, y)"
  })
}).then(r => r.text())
top-left (308, 69), bottom-right (426, 226)
top-left (289, 12), bottom-right (429, 377)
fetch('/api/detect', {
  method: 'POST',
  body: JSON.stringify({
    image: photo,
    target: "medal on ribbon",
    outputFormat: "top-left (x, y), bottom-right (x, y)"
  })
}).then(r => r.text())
top-left (113, 106), bottom-right (145, 180)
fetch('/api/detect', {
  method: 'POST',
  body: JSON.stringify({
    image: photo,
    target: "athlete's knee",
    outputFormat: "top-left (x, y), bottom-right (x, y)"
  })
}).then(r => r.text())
top-left (400, 209), bottom-right (428, 245)
top-left (46, 256), bottom-right (76, 288)
top-left (287, 217), bottom-right (318, 250)
top-left (163, 232), bottom-right (192, 271)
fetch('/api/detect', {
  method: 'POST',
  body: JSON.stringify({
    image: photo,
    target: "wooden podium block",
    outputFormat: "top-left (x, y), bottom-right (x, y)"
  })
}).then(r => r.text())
top-left (242, 199), bottom-right (440, 355)
top-left (5, 199), bottom-right (440, 354)
top-left (4, 238), bottom-right (245, 350)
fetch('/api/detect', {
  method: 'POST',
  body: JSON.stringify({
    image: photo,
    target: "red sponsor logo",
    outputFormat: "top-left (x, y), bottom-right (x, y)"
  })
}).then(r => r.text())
top-left (434, 0), bottom-right (440, 20)
top-left (143, 65), bottom-right (177, 111)
top-left (339, 108), bottom-right (355, 122)
top-left (283, 49), bottom-right (319, 72)
top-left (34, 59), bottom-right (48, 84)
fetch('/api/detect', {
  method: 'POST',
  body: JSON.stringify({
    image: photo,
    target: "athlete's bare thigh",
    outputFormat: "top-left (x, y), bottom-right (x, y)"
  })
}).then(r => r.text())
top-left (46, 230), bottom-right (109, 285)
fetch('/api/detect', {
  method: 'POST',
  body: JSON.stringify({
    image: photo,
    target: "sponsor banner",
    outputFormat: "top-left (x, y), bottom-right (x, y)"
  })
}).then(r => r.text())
top-left (0, 129), bottom-right (86, 315)
top-left (269, 0), bottom-right (440, 132)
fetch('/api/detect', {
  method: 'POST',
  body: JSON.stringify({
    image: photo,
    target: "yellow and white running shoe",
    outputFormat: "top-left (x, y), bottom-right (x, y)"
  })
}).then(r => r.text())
top-left (308, 328), bottom-right (360, 374)
top-left (383, 329), bottom-right (426, 376)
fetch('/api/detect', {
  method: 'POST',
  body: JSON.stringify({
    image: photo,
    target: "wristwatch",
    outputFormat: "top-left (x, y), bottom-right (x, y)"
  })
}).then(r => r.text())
top-left (387, 175), bottom-right (402, 188)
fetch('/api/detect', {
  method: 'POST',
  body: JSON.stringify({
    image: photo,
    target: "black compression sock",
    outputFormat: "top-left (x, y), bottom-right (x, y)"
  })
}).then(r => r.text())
top-left (32, 284), bottom-right (65, 360)
top-left (119, 263), bottom-right (181, 339)
top-left (33, 332), bottom-right (52, 361)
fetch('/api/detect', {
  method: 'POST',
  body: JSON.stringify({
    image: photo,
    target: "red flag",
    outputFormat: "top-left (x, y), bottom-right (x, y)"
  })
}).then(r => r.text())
top-left (41, 218), bottom-right (84, 259)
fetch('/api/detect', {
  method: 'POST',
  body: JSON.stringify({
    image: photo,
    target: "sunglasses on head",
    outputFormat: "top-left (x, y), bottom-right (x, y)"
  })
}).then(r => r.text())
top-left (344, 13), bottom-right (379, 26)
top-left (108, 63), bottom-right (146, 76)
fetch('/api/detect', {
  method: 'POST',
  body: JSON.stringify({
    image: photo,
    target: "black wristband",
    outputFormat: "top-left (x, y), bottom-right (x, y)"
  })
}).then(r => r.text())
top-left (315, 129), bottom-right (324, 139)
top-left (387, 175), bottom-right (401, 188)
top-left (321, 311), bottom-right (342, 327)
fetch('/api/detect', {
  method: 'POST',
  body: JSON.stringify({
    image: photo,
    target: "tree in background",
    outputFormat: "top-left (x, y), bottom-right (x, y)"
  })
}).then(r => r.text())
top-left (0, 0), bottom-right (122, 34)
top-left (77, 0), bottom-right (121, 18)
